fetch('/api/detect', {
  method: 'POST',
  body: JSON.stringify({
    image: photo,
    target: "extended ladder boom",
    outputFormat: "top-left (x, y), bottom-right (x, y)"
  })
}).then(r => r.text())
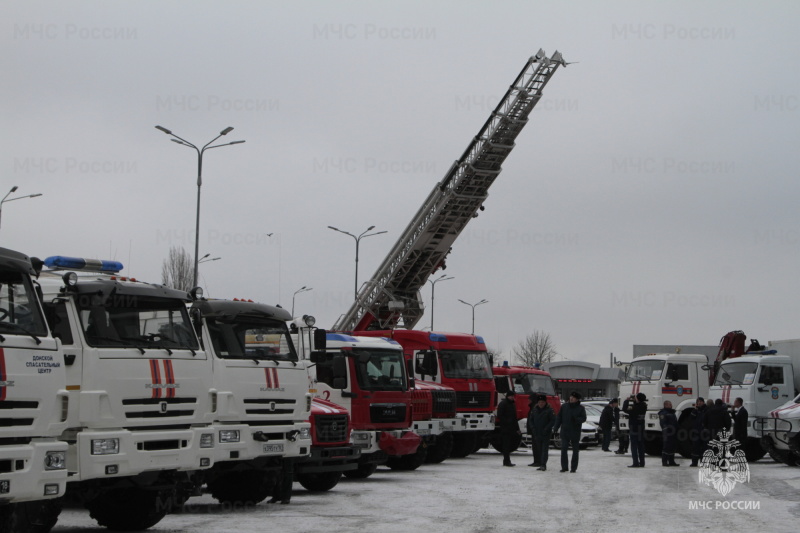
top-left (334, 50), bottom-right (566, 332)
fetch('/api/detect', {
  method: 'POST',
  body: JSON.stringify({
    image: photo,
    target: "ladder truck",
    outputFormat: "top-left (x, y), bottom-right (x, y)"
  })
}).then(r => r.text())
top-left (336, 50), bottom-right (567, 457)
top-left (38, 256), bottom-right (216, 531)
top-left (0, 248), bottom-right (68, 533)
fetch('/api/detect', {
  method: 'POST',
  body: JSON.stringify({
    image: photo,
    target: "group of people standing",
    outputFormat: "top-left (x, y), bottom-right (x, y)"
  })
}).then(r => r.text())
top-left (497, 390), bottom-right (750, 471)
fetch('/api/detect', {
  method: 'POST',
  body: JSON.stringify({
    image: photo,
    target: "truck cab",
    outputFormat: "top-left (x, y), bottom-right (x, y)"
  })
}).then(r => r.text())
top-left (757, 393), bottom-right (800, 465)
top-left (304, 333), bottom-right (419, 479)
top-left (38, 256), bottom-right (215, 531)
top-left (618, 353), bottom-right (709, 457)
top-left (0, 248), bottom-right (68, 532)
top-left (191, 298), bottom-right (312, 505)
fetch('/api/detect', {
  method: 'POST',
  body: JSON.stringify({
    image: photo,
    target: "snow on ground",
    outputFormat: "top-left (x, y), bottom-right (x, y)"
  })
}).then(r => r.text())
top-left (53, 446), bottom-right (800, 533)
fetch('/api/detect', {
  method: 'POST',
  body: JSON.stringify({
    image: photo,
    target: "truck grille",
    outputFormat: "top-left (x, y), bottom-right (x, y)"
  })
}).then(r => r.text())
top-left (455, 391), bottom-right (491, 410)
top-left (315, 414), bottom-right (348, 443)
top-left (431, 390), bottom-right (457, 418)
top-left (122, 397), bottom-right (196, 419)
top-left (243, 398), bottom-right (296, 416)
top-left (370, 403), bottom-right (406, 424)
top-left (411, 390), bottom-right (432, 421)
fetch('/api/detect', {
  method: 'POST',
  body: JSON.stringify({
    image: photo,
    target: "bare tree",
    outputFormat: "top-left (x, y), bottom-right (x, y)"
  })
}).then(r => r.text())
top-left (512, 330), bottom-right (558, 367)
top-left (485, 346), bottom-right (503, 367)
top-left (161, 246), bottom-right (194, 292)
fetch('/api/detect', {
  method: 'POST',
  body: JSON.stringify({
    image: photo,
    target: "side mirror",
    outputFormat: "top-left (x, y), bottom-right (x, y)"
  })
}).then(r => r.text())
top-left (332, 377), bottom-right (347, 389)
top-left (494, 377), bottom-right (510, 394)
top-left (310, 351), bottom-right (326, 364)
top-left (332, 355), bottom-right (348, 379)
top-left (408, 377), bottom-right (415, 389)
top-left (422, 351), bottom-right (438, 377)
top-left (314, 329), bottom-right (327, 351)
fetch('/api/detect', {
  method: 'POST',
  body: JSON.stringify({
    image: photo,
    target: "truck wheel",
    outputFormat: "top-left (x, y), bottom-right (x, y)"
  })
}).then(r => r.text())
top-left (7, 499), bottom-right (62, 533)
top-left (343, 463), bottom-right (378, 479)
top-left (743, 438), bottom-right (767, 462)
top-left (386, 445), bottom-right (428, 471)
top-left (207, 471), bottom-right (274, 505)
top-left (425, 432), bottom-right (453, 464)
top-left (86, 488), bottom-right (170, 531)
top-left (297, 472), bottom-right (342, 492)
top-left (643, 432), bottom-right (662, 456)
top-left (449, 432), bottom-right (479, 458)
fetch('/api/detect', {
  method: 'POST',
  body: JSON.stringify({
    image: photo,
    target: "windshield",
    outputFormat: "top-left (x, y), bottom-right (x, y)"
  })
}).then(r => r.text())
top-left (354, 348), bottom-right (406, 391)
top-left (584, 405), bottom-right (602, 417)
top-left (77, 296), bottom-right (199, 350)
top-left (440, 350), bottom-right (492, 379)
top-left (205, 317), bottom-right (297, 361)
top-left (0, 270), bottom-right (48, 337)
top-left (513, 373), bottom-right (556, 396)
top-left (714, 361), bottom-right (759, 386)
top-left (625, 360), bottom-right (665, 381)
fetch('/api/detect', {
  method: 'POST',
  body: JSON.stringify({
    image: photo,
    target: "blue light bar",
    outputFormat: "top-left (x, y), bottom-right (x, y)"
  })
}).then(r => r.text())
top-left (44, 256), bottom-right (123, 273)
top-left (429, 333), bottom-right (448, 343)
top-left (476, 336), bottom-right (485, 344)
top-left (327, 333), bottom-right (358, 342)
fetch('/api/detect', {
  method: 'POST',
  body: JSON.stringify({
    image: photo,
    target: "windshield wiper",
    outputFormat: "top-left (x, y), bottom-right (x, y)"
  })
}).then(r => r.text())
top-left (0, 322), bottom-right (42, 345)
top-left (89, 335), bottom-right (145, 354)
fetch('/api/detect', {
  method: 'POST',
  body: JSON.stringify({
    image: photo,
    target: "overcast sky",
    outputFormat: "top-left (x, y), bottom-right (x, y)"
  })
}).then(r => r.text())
top-left (3, 1), bottom-right (800, 366)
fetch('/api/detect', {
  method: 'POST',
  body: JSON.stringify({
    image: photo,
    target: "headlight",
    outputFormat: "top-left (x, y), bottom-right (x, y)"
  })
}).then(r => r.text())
top-left (351, 432), bottom-right (370, 442)
top-left (45, 451), bottom-right (66, 470)
top-left (219, 430), bottom-right (240, 443)
top-left (91, 439), bottom-right (120, 455)
top-left (306, 395), bottom-right (312, 413)
top-left (650, 413), bottom-right (660, 420)
top-left (299, 427), bottom-right (311, 440)
top-left (200, 433), bottom-right (215, 448)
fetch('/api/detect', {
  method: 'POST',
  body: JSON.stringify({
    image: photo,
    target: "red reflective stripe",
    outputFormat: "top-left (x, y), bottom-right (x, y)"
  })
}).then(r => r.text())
top-left (272, 368), bottom-right (280, 388)
top-left (265, 368), bottom-right (272, 388)
top-left (0, 348), bottom-right (7, 401)
top-left (150, 359), bottom-right (162, 399)
top-left (163, 360), bottom-right (175, 398)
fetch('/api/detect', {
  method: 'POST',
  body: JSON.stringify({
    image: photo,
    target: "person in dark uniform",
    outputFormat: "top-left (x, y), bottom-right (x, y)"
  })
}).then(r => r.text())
top-left (553, 391), bottom-right (587, 473)
top-left (658, 400), bottom-right (680, 467)
top-left (527, 394), bottom-right (555, 470)
top-left (497, 389), bottom-right (520, 466)
top-left (599, 398), bottom-right (618, 452)
top-left (690, 397), bottom-right (708, 467)
top-left (733, 397), bottom-right (749, 446)
top-left (706, 398), bottom-right (732, 441)
top-left (627, 392), bottom-right (647, 468)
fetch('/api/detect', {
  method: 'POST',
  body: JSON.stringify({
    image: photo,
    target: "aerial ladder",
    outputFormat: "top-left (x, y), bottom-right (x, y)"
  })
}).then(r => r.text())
top-left (333, 50), bottom-right (566, 332)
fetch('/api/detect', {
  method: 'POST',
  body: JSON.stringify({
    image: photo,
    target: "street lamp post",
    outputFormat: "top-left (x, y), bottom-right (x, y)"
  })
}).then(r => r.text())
top-left (458, 298), bottom-right (488, 335)
top-left (327, 225), bottom-right (387, 300)
top-left (155, 125), bottom-right (245, 288)
top-left (198, 253), bottom-right (221, 264)
top-left (0, 186), bottom-right (43, 231)
top-left (428, 274), bottom-right (454, 330)
top-left (291, 286), bottom-right (312, 317)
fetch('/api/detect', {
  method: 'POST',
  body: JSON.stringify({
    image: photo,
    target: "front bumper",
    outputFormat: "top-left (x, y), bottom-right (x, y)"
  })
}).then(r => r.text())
top-left (294, 445), bottom-right (361, 474)
top-left (211, 422), bottom-right (312, 462)
top-left (0, 440), bottom-right (68, 504)
top-left (456, 412), bottom-right (495, 431)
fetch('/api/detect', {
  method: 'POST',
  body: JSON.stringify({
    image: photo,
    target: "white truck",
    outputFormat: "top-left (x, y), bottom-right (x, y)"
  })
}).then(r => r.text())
top-left (190, 297), bottom-right (312, 503)
top-left (745, 338), bottom-right (800, 465)
top-left (0, 248), bottom-right (68, 533)
top-left (618, 352), bottom-right (709, 458)
top-left (38, 256), bottom-right (216, 530)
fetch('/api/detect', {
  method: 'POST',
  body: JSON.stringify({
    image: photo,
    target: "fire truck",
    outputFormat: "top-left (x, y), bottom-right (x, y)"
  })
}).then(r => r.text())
top-left (0, 248), bottom-right (68, 533)
top-left (38, 256), bottom-right (216, 531)
top-left (334, 50), bottom-right (567, 459)
top-left (189, 298), bottom-right (312, 504)
top-left (358, 330), bottom-right (494, 458)
top-left (302, 331), bottom-right (419, 479)
top-left (294, 397), bottom-right (359, 492)
top-left (490, 364), bottom-right (561, 450)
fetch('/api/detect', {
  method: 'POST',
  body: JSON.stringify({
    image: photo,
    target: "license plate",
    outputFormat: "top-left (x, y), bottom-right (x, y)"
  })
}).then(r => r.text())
top-left (263, 444), bottom-right (284, 453)
top-left (0, 480), bottom-right (9, 494)
top-left (416, 428), bottom-right (431, 436)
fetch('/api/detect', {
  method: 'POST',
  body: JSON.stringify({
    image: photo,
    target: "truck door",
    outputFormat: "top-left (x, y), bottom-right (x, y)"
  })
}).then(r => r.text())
top-left (755, 364), bottom-right (792, 415)
top-left (664, 362), bottom-right (692, 407)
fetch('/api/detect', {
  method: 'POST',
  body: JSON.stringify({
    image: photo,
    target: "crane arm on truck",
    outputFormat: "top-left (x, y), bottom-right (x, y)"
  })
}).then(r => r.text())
top-left (709, 330), bottom-right (767, 386)
top-left (332, 50), bottom-right (566, 332)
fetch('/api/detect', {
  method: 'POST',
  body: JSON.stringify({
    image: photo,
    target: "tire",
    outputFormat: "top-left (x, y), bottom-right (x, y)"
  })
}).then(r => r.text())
top-left (386, 444), bottom-right (428, 471)
top-left (343, 462), bottom-right (378, 479)
top-left (743, 438), bottom-right (767, 462)
top-left (297, 471), bottom-right (342, 492)
top-left (551, 433), bottom-right (562, 449)
top-left (207, 471), bottom-right (275, 506)
top-left (643, 432), bottom-right (662, 456)
top-left (86, 488), bottom-right (170, 531)
top-left (449, 432), bottom-right (479, 458)
top-left (425, 432), bottom-right (453, 464)
top-left (10, 499), bottom-right (62, 533)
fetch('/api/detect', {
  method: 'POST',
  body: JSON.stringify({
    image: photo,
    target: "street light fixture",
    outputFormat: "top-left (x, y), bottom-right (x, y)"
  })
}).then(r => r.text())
top-left (198, 253), bottom-right (221, 264)
top-left (458, 298), bottom-right (488, 335)
top-left (327, 225), bottom-right (387, 300)
top-left (155, 125), bottom-right (245, 288)
top-left (292, 286), bottom-right (313, 316)
top-left (428, 274), bottom-right (454, 330)
top-left (0, 186), bottom-right (43, 231)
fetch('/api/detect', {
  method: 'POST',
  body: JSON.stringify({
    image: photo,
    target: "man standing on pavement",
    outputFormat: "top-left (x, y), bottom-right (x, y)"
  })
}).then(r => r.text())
top-left (497, 389), bottom-right (520, 467)
top-left (527, 394), bottom-right (555, 470)
top-left (599, 398), bottom-right (618, 452)
top-left (690, 397), bottom-right (708, 467)
top-left (658, 400), bottom-right (680, 467)
top-left (553, 391), bottom-right (587, 473)
top-left (706, 398), bottom-right (732, 441)
top-left (627, 392), bottom-right (647, 468)
top-left (733, 397), bottom-right (748, 446)
top-left (615, 396), bottom-right (632, 455)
